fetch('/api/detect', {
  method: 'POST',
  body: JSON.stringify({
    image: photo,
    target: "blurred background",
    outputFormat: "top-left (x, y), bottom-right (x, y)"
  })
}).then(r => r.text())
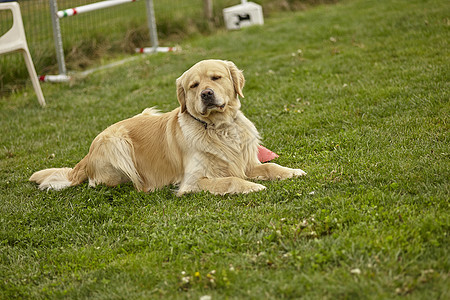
top-left (0, 0), bottom-right (338, 93)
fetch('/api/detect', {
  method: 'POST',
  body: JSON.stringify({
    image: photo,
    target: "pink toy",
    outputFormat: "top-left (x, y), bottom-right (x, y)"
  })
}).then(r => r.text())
top-left (258, 145), bottom-right (279, 162)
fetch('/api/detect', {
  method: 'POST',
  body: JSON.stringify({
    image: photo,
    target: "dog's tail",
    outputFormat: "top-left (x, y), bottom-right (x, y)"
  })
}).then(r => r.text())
top-left (29, 155), bottom-right (89, 191)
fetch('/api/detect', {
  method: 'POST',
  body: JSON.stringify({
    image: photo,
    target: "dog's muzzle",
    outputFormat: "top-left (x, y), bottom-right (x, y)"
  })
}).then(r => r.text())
top-left (200, 88), bottom-right (225, 115)
top-left (201, 88), bottom-right (225, 108)
top-left (201, 88), bottom-right (215, 106)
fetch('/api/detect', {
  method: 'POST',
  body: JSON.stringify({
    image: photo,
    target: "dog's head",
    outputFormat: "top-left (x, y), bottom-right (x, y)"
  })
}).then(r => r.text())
top-left (176, 60), bottom-right (245, 120)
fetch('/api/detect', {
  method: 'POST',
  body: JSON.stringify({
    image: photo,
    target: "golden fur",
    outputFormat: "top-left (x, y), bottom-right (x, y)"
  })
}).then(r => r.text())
top-left (30, 60), bottom-right (306, 195)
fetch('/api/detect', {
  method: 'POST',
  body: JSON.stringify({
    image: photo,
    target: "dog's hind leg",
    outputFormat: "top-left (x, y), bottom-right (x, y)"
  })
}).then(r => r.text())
top-left (86, 129), bottom-right (144, 191)
top-left (86, 158), bottom-right (131, 188)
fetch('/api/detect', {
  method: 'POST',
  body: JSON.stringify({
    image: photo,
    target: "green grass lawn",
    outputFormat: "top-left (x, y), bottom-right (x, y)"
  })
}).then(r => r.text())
top-left (1, 0), bottom-right (448, 298)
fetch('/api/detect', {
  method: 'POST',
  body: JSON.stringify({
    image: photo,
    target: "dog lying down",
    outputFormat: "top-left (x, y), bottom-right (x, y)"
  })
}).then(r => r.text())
top-left (30, 60), bottom-right (306, 195)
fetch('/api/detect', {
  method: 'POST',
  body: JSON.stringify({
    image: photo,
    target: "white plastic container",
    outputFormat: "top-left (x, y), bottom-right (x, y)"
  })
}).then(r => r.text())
top-left (223, 1), bottom-right (264, 30)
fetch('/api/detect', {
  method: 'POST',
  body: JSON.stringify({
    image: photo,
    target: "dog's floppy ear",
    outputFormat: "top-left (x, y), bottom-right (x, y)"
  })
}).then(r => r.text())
top-left (226, 61), bottom-right (245, 98)
top-left (176, 76), bottom-right (186, 113)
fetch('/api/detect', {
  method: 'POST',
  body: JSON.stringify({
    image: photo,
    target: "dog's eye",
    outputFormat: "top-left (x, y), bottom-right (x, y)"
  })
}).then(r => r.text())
top-left (211, 76), bottom-right (221, 81)
top-left (190, 82), bottom-right (199, 89)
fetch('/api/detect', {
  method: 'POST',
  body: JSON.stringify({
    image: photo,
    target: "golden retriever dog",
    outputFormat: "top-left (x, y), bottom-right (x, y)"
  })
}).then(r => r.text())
top-left (30, 59), bottom-right (306, 195)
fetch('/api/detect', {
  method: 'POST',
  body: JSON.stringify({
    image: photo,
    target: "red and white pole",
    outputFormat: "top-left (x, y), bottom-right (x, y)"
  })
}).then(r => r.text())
top-left (136, 47), bottom-right (178, 54)
top-left (57, 0), bottom-right (136, 18)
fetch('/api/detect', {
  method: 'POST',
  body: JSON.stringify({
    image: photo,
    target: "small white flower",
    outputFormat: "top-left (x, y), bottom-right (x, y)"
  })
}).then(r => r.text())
top-left (200, 296), bottom-right (212, 300)
top-left (350, 268), bottom-right (361, 274)
top-left (182, 276), bottom-right (190, 283)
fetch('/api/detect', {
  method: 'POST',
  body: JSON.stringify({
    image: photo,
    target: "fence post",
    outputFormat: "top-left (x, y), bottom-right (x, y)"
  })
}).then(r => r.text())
top-left (145, 0), bottom-right (159, 52)
top-left (49, 0), bottom-right (66, 75)
top-left (203, 0), bottom-right (213, 22)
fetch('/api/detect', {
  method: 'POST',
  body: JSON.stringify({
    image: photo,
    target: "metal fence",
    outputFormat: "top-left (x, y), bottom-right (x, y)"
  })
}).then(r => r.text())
top-left (0, 0), bottom-right (223, 88)
top-left (1, 0), bottom-right (330, 89)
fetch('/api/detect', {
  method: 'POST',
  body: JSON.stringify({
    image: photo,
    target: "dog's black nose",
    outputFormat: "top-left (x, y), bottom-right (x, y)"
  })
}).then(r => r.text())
top-left (201, 88), bottom-right (215, 103)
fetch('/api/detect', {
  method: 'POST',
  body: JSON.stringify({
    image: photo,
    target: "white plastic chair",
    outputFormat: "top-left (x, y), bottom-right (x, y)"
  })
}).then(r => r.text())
top-left (0, 2), bottom-right (46, 107)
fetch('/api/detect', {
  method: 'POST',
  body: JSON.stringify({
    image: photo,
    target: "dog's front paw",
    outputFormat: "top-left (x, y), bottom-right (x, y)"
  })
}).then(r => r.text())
top-left (274, 167), bottom-right (307, 180)
top-left (248, 164), bottom-right (307, 181)
top-left (242, 182), bottom-right (266, 194)
top-left (291, 168), bottom-right (307, 177)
